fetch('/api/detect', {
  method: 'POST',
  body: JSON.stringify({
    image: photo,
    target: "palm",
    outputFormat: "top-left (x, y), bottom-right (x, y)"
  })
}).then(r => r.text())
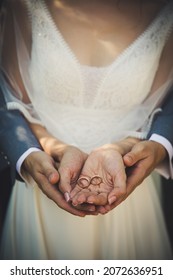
top-left (71, 148), bottom-right (126, 206)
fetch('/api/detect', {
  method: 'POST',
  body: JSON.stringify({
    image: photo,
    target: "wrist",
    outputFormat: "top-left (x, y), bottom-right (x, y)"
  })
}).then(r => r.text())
top-left (30, 124), bottom-right (68, 158)
top-left (42, 137), bottom-right (69, 159)
top-left (22, 150), bottom-right (43, 175)
top-left (119, 137), bottom-right (141, 155)
top-left (149, 140), bottom-right (168, 164)
top-left (96, 137), bottom-right (140, 155)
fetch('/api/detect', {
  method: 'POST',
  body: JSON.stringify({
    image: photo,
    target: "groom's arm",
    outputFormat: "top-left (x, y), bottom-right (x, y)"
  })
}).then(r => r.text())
top-left (116, 90), bottom-right (173, 210)
top-left (147, 91), bottom-right (173, 146)
top-left (0, 88), bottom-right (42, 184)
top-left (147, 91), bottom-right (173, 178)
top-left (123, 90), bottom-right (173, 190)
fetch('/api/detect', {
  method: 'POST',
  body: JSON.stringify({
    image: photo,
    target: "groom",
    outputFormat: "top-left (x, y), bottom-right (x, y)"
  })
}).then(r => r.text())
top-left (1, 86), bottom-right (173, 195)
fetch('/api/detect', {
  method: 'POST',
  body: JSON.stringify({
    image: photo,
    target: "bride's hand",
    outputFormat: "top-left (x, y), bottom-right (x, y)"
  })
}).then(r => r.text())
top-left (29, 124), bottom-right (98, 214)
top-left (53, 144), bottom-right (101, 214)
top-left (70, 144), bottom-right (127, 209)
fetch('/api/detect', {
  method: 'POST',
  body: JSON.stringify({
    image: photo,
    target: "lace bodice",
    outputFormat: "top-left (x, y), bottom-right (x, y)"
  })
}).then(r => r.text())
top-left (26, 0), bottom-right (173, 106)
top-left (6, 0), bottom-right (173, 151)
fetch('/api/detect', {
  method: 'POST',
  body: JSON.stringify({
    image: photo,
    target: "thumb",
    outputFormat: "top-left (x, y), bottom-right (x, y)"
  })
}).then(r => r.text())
top-left (123, 144), bottom-right (144, 167)
top-left (58, 168), bottom-right (73, 202)
top-left (42, 161), bottom-right (60, 185)
top-left (108, 170), bottom-right (127, 205)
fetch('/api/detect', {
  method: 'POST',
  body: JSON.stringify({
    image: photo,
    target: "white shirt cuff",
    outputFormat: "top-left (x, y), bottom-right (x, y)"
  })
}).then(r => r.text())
top-left (16, 148), bottom-right (42, 177)
top-left (149, 134), bottom-right (173, 179)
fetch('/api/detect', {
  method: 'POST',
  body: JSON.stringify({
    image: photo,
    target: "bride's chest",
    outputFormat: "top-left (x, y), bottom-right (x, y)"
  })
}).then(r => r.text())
top-left (29, 31), bottom-right (160, 111)
top-left (28, 3), bottom-right (172, 109)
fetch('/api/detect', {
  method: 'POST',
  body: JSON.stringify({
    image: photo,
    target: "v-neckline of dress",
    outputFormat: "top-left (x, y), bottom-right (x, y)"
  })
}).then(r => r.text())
top-left (41, 0), bottom-right (171, 70)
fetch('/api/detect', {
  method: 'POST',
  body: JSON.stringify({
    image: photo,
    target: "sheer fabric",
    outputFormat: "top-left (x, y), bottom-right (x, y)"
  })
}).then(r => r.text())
top-left (0, 0), bottom-right (173, 259)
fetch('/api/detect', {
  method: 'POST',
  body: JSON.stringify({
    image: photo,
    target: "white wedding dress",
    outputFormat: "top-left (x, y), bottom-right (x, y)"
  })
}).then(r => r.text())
top-left (1, 0), bottom-right (173, 259)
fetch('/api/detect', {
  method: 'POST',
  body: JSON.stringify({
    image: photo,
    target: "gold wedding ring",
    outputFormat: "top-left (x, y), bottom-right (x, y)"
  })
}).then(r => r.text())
top-left (90, 175), bottom-right (103, 186)
top-left (77, 175), bottom-right (103, 188)
top-left (77, 176), bottom-right (91, 188)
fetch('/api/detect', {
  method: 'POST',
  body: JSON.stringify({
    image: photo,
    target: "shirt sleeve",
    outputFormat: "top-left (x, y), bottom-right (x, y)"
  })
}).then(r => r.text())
top-left (149, 133), bottom-right (173, 179)
top-left (16, 147), bottom-right (42, 177)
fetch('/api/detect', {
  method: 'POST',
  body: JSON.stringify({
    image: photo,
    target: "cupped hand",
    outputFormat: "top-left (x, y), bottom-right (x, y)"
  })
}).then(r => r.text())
top-left (50, 144), bottom-right (99, 214)
top-left (104, 139), bottom-right (168, 211)
top-left (22, 151), bottom-right (91, 217)
top-left (28, 124), bottom-right (98, 215)
top-left (70, 145), bottom-right (127, 208)
top-left (122, 139), bottom-right (167, 198)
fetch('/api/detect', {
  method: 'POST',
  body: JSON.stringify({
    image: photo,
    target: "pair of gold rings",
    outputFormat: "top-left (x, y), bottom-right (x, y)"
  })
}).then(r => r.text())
top-left (77, 175), bottom-right (102, 188)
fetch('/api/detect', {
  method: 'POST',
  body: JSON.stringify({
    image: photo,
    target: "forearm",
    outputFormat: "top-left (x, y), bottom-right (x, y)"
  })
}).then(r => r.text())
top-left (96, 137), bottom-right (140, 155)
top-left (29, 123), bottom-right (68, 159)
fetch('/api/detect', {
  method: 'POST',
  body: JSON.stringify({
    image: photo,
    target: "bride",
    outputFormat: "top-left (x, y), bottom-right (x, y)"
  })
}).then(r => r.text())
top-left (0, 0), bottom-right (173, 259)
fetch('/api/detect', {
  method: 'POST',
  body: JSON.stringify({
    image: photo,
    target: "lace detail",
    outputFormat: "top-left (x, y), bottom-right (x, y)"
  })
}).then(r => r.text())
top-left (80, 65), bottom-right (107, 107)
top-left (25, 0), bottom-right (173, 110)
top-left (16, 0), bottom-right (173, 151)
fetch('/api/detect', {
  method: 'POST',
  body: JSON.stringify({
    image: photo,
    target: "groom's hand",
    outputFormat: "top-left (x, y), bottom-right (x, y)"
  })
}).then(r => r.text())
top-left (21, 151), bottom-right (88, 217)
top-left (97, 140), bottom-right (167, 212)
top-left (123, 140), bottom-right (167, 192)
top-left (108, 140), bottom-right (168, 210)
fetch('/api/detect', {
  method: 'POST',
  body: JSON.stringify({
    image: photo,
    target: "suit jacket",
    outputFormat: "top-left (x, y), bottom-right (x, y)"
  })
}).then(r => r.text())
top-left (147, 90), bottom-right (173, 146)
top-left (0, 88), bottom-right (41, 186)
top-left (0, 87), bottom-right (42, 232)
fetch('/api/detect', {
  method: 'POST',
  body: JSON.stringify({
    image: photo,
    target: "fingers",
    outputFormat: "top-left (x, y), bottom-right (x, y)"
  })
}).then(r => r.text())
top-left (23, 152), bottom-right (85, 216)
top-left (23, 151), bottom-right (97, 217)
top-left (70, 184), bottom-right (85, 199)
top-left (123, 141), bottom-right (150, 167)
top-left (43, 163), bottom-right (60, 185)
top-left (23, 151), bottom-right (60, 185)
top-left (35, 173), bottom-right (87, 217)
top-left (87, 193), bottom-right (108, 205)
top-left (126, 160), bottom-right (148, 190)
top-left (71, 189), bottom-right (91, 205)
top-left (74, 203), bottom-right (98, 214)
top-left (58, 166), bottom-right (74, 201)
top-left (71, 183), bottom-right (109, 206)
top-left (57, 147), bottom-right (87, 201)
top-left (123, 148), bottom-right (143, 167)
top-left (108, 168), bottom-right (127, 204)
top-left (97, 205), bottom-right (111, 214)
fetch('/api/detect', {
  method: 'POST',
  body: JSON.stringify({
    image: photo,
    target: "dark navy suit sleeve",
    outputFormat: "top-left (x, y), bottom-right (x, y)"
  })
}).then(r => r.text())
top-left (0, 88), bottom-right (41, 184)
top-left (147, 90), bottom-right (173, 146)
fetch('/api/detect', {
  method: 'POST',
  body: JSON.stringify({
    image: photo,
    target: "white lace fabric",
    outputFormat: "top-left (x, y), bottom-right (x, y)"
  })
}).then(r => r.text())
top-left (1, 0), bottom-right (173, 151)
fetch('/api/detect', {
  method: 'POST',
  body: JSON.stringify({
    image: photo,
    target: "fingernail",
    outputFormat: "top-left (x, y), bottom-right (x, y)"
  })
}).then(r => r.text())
top-left (48, 173), bottom-right (54, 181)
top-left (87, 201), bottom-right (94, 204)
top-left (108, 196), bottom-right (116, 205)
top-left (88, 206), bottom-right (95, 212)
top-left (64, 192), bottom-right (70, 202)
top-left (49, 173), bottom-right (58, 184)
top-left (72, 202), bottom-right (78, 207)
top-left (125, 155), bottom-right (133, 163)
